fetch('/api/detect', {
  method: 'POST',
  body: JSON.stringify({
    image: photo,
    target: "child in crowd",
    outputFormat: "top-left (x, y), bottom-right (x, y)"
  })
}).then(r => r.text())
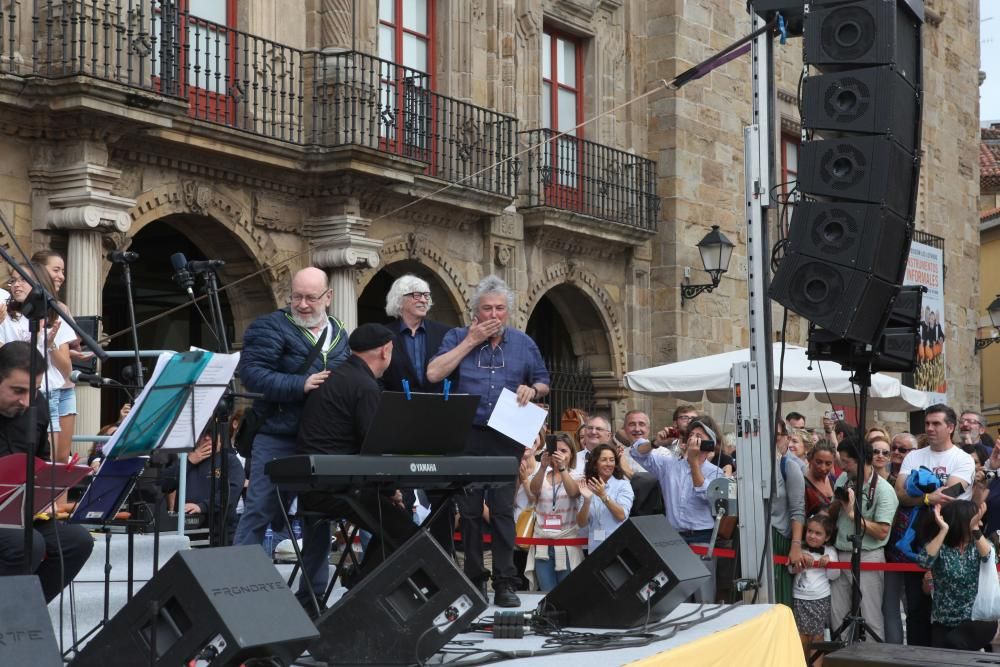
top-left (789, 514), bottom-right (839, 666)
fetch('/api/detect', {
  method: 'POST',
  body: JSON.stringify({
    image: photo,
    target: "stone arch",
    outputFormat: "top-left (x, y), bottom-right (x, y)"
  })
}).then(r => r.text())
top-left (125, 181), bottom-right (296, 339)
top-left (358, 232), bottom-right (471, 323)
top-left (521, 261), bottom-right (627, 379)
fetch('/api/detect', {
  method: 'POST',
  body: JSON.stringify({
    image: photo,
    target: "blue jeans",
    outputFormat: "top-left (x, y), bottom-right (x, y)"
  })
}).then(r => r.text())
top-left (534, 546), bottom-right (571, 592)
top-left (233, 433), bottom-right (330, 597)
top-left (883, 571), bottom-right (906, 644)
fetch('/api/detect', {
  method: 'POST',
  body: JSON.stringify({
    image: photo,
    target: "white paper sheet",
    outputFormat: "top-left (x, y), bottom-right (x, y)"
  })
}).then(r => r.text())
top-left (486, 387), bottom-right (548, 448)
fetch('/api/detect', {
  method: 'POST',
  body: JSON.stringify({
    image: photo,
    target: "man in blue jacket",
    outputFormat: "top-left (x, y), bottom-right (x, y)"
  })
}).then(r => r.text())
top-left (233, 267), bottom-right (349, 599)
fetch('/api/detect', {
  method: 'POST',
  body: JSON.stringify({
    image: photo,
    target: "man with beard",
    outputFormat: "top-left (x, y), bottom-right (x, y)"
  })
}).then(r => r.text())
top-left (957, 410), bottom-right (992, 461)
top-left (0, 342), bottom-right (94, 600)
top-left (233, 267), bottom-right (350, 601)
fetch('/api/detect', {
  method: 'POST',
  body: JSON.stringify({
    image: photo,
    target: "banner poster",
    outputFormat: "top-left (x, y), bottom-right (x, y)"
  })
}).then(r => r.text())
top-left (903, 241), bottom-right (946, 404)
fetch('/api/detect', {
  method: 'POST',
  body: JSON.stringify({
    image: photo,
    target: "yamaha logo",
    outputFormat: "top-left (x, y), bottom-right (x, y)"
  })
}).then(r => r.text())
top-left (410, 462), bottom-right (438, 472)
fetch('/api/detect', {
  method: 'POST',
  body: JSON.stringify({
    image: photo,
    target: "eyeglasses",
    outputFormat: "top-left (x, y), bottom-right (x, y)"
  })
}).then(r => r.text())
top-left (872, 449), bottom-right (890, 457)
top-left (5, 276), bottom-right (28, 286)
top-left (891, 445), bottom-right (913, 453)
top-left (404, 292), bottom-right (431, 301)
top-left (476, 344), bottom-right (504, 369)
top-left (960, 418), bottom-right (985, 426)
top-left (676, 415), bottom-right (696, 422)
top-left (287, 289), bottom-right (330, 305)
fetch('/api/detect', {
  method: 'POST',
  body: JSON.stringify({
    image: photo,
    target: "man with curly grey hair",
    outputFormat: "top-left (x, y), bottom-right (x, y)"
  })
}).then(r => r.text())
top-left (427, 275), bottom-right (549, 607)
top-left (381, 274), bottom-right (452, 394)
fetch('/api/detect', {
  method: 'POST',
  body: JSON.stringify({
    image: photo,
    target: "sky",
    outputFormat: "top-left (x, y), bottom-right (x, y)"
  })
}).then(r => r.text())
top-left (983, 0), bottom-right (1000, 123)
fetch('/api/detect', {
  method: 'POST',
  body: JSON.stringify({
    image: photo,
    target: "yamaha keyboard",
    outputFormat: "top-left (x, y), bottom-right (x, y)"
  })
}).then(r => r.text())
top-left (265, 455), bottom-right (517, 492)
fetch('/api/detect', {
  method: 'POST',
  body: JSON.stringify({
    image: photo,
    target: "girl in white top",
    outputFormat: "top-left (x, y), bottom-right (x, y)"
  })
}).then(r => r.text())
top-left (525, 433), bottom-right (582, 591)
top-left (0, 264), bottom-right (75, 455)
top-left (789, 514), bottom-right (840, 665)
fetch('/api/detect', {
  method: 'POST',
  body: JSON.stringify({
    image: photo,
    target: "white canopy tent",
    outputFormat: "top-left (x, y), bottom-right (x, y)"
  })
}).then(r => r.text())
top-left (623, 343), bottom-right (930, 412)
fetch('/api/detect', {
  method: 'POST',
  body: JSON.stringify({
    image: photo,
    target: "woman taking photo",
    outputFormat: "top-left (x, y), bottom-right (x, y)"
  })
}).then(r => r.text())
top-left (576, 443), bottom-right (634, 552)
top-left (525, 433), bottom-right (582, 591)
top-left (916, 500), bottom-right (997, 650)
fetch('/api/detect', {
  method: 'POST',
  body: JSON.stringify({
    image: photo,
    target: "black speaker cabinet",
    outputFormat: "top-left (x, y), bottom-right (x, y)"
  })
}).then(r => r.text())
top-left (72, 546), bottom-right (318, 667)
top-left (311, 529), bottom-right (487, 666)
top-left (826, 641), bottom-right (1000, 666)
top-left (770, 253), bottom-right (898, 345)
top-left (805, 0), bottom-right (923, 89)
top-left (785, 201), bottom-right (912, 284)
top-left (798, 135), bottom-right (919, 219)
top-left (537, 516), bottom-right (710, 629)
top-left (802, 65), bottom-right (921, 153)
top-left (0, 576), bottom-right (61, 667)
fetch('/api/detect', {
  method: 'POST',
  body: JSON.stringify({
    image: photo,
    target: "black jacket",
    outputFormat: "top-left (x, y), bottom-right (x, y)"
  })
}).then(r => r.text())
top-left (380, 317), bottom-right (452, 394)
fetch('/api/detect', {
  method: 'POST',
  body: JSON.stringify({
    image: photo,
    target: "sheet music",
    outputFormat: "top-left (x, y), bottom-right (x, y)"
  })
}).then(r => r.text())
top-left (486, 387), bottom-right (548, 448)
top-left (102, 350), bottom-right (240, 458)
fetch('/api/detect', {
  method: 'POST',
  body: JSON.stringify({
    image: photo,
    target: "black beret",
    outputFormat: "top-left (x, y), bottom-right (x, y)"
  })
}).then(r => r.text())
top-left (349, 323), bottom-right (394, 352)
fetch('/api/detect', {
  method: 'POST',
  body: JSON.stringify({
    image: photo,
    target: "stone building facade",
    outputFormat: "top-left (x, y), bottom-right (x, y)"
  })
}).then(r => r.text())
top-left (0, 0), bottom-right (983, 440)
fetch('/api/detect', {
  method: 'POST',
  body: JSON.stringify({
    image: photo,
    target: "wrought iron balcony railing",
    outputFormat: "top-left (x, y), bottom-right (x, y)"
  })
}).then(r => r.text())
top-left (518, 129), bottom-right (659, 231)
top-left (0, 1), bottom-right (516, 197)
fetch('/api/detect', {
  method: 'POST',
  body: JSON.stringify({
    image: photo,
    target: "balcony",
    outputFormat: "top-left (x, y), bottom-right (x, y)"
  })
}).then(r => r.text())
top-left (0, 1), bottom-right (516, 198)
top-left (518, 129), bottom-right (659, 239)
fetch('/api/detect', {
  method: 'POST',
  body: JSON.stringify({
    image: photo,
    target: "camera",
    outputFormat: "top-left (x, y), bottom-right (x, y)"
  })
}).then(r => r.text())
top-left (834, 483), bottom-right (854, 502)
top-left (544, 434), bottom-right (558, 455)
top-left (985, 470), bottom-right (1000, 482)
top-left (699, 439), bottom-right (716, 452)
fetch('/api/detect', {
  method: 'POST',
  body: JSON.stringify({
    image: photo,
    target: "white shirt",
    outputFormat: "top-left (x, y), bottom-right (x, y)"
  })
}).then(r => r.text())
top-left (898, 445), bottom-right (975, 500)
top-left (790, 545), bottom-right (840, 600)
top-left (0, 288), bottom-right (76, 391)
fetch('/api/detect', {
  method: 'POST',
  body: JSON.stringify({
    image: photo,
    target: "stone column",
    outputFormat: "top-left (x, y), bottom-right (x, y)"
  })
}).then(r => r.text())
top-left (306, 208), bottom-right (382, 332)
top-left (33, 161), bottom-right (135, 447)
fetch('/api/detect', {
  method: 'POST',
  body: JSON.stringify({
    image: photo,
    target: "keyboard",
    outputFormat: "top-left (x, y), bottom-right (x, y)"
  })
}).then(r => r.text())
top-left (265, 455), bottom-right (517, 492)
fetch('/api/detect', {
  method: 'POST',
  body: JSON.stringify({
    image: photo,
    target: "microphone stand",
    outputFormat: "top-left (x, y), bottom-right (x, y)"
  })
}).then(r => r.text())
top-left (196, 267), bottom-right (233, 547)
top-left (109, 254), bottom-right (145, 388)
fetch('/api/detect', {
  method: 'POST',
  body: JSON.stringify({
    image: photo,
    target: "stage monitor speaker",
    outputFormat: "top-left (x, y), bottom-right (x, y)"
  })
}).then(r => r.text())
top-left (72, 546), bottom-right (318, 667)
top-left (0, 576), bottom-right (61, 667)
top-left (797, 135), bottom-right (919, 220)
top-left (770, 253), bottom-right (898, 345)
top-left (311, 529), bottom-right (487, 666)
top-left (802, 65), bottom-right (921, 153)
top-left (785, 201), bottom-right (912, 284)
top-left (804, 0), bottom-right (923, 89)
top-left (537, 516), bottom-right (710, 629)
top-left (826, 641), bottom-right (1000, 666)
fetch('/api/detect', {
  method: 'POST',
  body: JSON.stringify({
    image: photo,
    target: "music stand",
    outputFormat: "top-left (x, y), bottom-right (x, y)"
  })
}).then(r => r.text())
top-left (0, 454), bottom-right (92, 528)
top-left (360, 391), bottom-right (479, 455)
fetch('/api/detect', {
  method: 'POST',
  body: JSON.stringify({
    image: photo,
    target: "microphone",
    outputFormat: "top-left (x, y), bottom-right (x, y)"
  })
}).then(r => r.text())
top-left (170, 252), bottom-right (195, 297)
top-left (187, 259), bottom-right (225, 273)
top-left (107, 250), bottom-right (139, 264)
top-left (70, 370), bottom-right (118, 387)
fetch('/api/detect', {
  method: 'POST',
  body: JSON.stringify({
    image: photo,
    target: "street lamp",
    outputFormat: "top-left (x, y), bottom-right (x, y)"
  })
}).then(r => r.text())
top-left (975, 295), bottom-right (1000, 352)
top-left (681, 225), bottom-right (735, 303)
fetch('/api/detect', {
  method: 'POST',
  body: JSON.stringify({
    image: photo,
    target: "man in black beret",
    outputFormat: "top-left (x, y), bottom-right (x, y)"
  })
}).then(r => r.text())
top-left (295, 323), bottom-right (417, 610)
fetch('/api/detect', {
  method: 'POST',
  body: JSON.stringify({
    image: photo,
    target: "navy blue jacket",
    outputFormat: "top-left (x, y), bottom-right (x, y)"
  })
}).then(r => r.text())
top-left (381, 317), bottom-right (452, 394)
top-left (238, 308), bottom-right (350, 436)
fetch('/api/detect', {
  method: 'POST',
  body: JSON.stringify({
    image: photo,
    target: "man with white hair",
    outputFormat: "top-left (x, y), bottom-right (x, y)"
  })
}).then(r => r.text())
top-left (233, 267), bottom-right (350, 602)
top-left (382, 274), bottom-right (452, 394)
top-left (427, 275), bottom-right (549, 607)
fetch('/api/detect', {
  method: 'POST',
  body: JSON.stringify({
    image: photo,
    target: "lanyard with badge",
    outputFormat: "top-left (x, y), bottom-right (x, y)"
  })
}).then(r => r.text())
top-left (540, 472), bottom-right (564, 530)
